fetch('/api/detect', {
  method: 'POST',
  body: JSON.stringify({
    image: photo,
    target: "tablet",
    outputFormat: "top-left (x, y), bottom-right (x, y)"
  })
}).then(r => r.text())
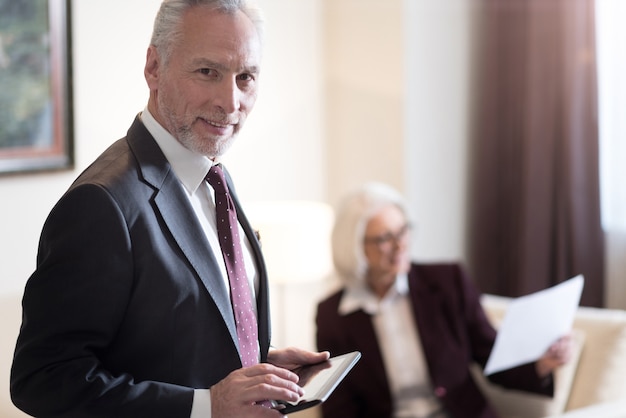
top-left (274, 351), bottom-right (361, 414)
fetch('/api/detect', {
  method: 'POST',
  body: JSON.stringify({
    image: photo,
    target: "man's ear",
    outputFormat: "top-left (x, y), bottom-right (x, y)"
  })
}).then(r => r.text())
top-left (144, 45), bottom-right (160, 90)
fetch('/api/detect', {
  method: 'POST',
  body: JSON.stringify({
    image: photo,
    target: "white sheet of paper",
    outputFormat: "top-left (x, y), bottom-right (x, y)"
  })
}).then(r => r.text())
top-left (483, 274), bottom-right (584, 376)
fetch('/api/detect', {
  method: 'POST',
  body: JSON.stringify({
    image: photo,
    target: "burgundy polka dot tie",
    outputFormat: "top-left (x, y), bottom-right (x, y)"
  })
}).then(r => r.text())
top-left (206, 164), bottom-right (259, 368)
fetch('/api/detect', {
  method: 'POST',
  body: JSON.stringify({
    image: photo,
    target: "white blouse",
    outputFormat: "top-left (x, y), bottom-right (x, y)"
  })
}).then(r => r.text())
top-left (339, 274), bottom-right (444, 418)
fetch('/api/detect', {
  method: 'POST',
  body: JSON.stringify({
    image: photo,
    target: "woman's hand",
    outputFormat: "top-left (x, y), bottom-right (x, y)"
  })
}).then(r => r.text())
top-left (535, 334), bottom-right (573, 378)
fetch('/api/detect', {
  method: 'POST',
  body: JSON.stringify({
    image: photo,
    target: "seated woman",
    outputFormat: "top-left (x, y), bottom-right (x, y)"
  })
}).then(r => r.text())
top-left (316, 182), bottom-right (571, 418)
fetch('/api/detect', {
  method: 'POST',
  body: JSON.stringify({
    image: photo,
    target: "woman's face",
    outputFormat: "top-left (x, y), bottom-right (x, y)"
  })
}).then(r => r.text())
top-left (363, 204), bottom-right (412, 298)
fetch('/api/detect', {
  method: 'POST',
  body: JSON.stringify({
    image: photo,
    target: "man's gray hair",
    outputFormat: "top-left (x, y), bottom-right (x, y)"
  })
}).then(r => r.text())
top-left (150, 0), bottom-right (264, 65)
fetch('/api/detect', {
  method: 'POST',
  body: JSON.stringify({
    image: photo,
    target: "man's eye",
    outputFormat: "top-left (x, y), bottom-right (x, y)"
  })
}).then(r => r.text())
top-left (238, 73), bottom-right (253, 82)
top-left (199, 68), bottom-right (215, 76)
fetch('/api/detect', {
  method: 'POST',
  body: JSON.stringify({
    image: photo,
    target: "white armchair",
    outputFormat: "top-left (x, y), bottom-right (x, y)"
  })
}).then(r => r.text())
top-left (476, 294), bottom-right (626, 418)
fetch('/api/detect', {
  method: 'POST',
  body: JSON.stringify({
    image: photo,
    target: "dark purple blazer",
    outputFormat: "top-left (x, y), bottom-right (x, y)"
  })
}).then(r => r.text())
top-left (316, 263), bottom-right (553, 418)
top-left (11, 116), bottom-right (271, 418)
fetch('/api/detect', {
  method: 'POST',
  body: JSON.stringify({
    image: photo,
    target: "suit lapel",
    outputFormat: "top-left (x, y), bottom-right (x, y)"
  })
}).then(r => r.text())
top-left (125, 117), bottom-right (239, 346)
top-left (345, 309), bottom-right (390, 397)
top-left (409, 268), bottom-right (449, 380)
top-left (155, 176), bottom-right (239, 345)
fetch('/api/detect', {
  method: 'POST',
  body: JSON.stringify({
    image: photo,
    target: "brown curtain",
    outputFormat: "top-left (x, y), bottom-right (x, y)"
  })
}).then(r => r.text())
top-left (468, 0), bottom-right (604, 307)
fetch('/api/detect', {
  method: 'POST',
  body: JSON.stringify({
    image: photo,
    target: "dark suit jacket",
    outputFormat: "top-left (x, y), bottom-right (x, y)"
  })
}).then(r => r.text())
top-left (316, 263), bottom-right (553, 418)
top-left (11, 116), bottom-right (271, 418)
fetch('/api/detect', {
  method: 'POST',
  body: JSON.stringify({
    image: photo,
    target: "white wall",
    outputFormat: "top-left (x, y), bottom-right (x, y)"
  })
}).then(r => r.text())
top-left (323, 0), bottom-right (474, 263)
top-left (324, 0), bottom-right (406, 202)
top-left (404, 0), bottom-right (476, 263)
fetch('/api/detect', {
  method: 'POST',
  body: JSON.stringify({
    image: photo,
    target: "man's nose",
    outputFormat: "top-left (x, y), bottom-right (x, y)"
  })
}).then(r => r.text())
top-left (214, 78), bottom-right (240, 113)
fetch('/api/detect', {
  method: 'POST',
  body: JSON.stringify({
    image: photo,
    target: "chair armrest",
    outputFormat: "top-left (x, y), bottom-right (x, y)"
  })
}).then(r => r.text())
top-left (547, 399), bottom-right (626, 418)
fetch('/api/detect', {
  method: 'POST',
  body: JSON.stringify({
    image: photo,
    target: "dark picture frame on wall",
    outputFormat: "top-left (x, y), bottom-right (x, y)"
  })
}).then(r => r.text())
top-left (0, 0), bottom-right (73, 175)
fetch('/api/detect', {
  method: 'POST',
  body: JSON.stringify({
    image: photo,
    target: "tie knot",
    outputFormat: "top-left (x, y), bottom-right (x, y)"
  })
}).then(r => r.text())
top-left (206, 165), bottom-right (228, 194)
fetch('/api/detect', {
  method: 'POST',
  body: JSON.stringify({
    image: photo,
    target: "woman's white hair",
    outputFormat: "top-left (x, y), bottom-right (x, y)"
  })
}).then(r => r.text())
top-left (332, 182), bottom-right (410, 286)
top-left (150, 0), bottom-right (265, 66)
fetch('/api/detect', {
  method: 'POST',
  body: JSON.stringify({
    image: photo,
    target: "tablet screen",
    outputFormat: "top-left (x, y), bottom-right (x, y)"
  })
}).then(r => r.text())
top-left (276, 351), bottom-right (361, 414)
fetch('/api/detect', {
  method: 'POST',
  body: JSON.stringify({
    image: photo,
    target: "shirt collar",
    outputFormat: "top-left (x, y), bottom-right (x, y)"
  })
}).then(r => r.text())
top-left (338, 273), bottom-right (409, 316)
top-left (140, 107), bottom-right (214, 194)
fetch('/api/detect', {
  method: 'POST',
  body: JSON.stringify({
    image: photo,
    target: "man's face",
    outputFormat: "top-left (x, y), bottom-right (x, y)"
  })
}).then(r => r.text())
top-left (145, 7), bottom-right (262, 158)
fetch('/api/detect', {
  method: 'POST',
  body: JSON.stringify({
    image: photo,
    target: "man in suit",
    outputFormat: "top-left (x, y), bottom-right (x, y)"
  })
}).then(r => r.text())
top-left (10, 1), bottom-right (328, 417)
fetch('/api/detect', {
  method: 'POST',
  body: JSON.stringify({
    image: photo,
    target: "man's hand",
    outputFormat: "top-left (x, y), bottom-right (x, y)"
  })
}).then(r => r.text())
top-left (210, 363), bottom-right (302, 417)
top-left (210, 348), bottom-right (330, 417)
top-left (267, 347), bottom-right (330, 371)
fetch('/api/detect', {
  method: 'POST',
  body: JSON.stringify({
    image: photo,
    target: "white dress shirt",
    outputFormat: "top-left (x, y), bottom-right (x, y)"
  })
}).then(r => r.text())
top-left (339, 274), bottom-right (444, 418)
top-left (141, 108), bottom-right (259, 418)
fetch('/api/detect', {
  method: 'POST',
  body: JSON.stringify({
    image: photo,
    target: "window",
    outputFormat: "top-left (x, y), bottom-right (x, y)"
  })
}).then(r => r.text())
top-left (596, 0), bottom-right (626, 231)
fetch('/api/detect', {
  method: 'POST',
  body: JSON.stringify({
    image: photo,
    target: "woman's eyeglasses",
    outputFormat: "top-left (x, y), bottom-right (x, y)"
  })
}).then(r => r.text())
top-left (364, 223), bottom-right (412, 251)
